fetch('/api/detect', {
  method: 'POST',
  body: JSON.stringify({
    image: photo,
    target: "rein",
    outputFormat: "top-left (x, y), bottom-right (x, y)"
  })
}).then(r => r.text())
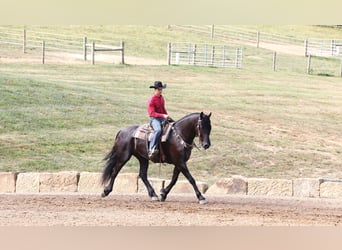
top-left (173, 117), bottom-right (202, 150)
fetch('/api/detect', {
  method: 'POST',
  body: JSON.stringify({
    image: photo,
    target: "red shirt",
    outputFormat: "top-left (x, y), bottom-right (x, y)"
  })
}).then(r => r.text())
top-left (148, 94), bottom-right (168, 118)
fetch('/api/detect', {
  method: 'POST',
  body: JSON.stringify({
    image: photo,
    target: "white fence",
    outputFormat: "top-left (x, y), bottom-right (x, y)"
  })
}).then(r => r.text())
top-left (167, 42), bottom-right (243, 68)
top-left (306, 39), bottom-right (342, 57)
top-left (1, 26), bottom-right (341, 76)
top-left (172, 25), bottom-right (304, 52)
top-left (84, 39), bottom-right (124, 65)
top-left (0, 26), bottom-right (124, 64)
top-left (171, 25), bottom-right (342, 58)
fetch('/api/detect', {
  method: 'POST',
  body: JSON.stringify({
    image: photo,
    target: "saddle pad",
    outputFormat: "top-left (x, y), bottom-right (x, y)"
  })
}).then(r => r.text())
top-left (133, 122), bottom-right (174, 142)
top-left (133, 124), bottom-right (154, 141)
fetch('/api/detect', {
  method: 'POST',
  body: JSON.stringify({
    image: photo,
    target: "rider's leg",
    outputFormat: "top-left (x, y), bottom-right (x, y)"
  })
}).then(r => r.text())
top-left (149, 118), bottom-right (163, 153)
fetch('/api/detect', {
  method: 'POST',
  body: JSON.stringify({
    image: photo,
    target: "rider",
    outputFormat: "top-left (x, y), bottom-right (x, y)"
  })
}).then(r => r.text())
top-left (147, 81), bottom-right (170, 159)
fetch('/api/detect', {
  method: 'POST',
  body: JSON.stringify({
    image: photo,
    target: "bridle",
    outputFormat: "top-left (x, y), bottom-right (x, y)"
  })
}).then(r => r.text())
top-left (173, 117), bottom-right (203, 150)
top-left (197, 118), bottom-right (203, 145)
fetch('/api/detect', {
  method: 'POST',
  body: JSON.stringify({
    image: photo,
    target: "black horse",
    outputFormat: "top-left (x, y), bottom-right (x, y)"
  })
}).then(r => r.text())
top-left (101, 112), bottom-right (212, 204)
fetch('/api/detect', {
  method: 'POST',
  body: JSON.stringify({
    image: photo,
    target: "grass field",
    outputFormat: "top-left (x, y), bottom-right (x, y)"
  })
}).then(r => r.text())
top-left (1, 25), bottom-right (342, 184)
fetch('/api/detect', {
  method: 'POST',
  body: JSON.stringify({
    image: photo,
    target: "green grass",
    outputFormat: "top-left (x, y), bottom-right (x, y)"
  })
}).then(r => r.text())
top-left (1, 25), bottom-right (342, 185)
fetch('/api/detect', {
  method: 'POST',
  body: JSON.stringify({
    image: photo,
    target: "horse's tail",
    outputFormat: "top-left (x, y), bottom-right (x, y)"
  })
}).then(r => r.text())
top-left (102, 131), bottom-right (120, 185)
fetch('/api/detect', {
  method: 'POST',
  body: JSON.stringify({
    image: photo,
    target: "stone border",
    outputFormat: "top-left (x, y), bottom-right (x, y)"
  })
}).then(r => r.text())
top-left (206, 176), bottom-right (342, 199)
top-left (1, 172), bottom-right (342, 199)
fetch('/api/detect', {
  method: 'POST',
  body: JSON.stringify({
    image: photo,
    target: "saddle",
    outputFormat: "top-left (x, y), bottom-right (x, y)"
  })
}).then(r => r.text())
top-left (133, 121), bottom-right (174, 142)
top-left (133, 121), bottom-right (174, 162)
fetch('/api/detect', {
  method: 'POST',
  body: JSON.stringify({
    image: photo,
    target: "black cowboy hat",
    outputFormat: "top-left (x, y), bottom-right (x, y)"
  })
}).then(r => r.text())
top-left (149, 81), bottom-right (167, 89)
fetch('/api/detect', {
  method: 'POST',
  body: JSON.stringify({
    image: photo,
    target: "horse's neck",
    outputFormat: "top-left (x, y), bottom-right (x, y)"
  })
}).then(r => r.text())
top-left (175, 115), bottom-right (198, 143)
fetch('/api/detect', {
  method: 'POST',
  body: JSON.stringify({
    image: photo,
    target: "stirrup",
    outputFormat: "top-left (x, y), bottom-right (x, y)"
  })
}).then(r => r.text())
top-left (148, 148), bottom-right (159, 159)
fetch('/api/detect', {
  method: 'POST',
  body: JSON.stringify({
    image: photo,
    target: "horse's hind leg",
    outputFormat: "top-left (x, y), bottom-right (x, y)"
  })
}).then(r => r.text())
top-left (160, 166), bottom-right (180, 202)
top-left (102, 176), bottom-right (116, 197)
top-left (102, 151), bottom-right (132, 197)
top-left (102, 165), bottom-right (125, 197)
top-left (137, 156), bottom-right (159, 201)
top-left (102, 166), bottom-right (122, 197)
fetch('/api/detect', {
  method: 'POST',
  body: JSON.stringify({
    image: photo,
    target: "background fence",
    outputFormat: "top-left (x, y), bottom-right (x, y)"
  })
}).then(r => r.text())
top-left (171, 25), bottom-right (304, 54)
top-left (171, 25), bottom-right (342, 58)
top-left (170, 25), bottom-right (342, 76)
top-left (168, 42), bottom-right (243, 68)
top-left (306, 38), bottom-right (342, 57)
top-left (0, 26), bottom-right (124, 64)
top-left (1, 26), bottom-right (341, 76)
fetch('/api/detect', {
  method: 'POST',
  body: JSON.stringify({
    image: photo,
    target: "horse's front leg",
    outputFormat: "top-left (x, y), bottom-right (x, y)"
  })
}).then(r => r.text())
top-left (160, 166), bottom-right (180, 202)
top-left (179, 163), bottom-right (207, 204)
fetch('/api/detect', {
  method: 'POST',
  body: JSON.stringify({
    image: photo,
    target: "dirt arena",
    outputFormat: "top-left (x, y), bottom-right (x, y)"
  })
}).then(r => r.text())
top-left (1, 193), bottom-right (342, 226)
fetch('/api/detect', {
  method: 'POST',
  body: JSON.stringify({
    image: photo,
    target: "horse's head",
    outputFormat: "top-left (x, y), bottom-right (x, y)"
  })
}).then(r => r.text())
top-left (198, 112), bottom-right (212, 150)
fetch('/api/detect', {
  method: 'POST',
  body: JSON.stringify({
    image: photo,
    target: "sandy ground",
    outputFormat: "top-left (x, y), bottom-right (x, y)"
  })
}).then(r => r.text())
top-left (1, 193), bottom-right (342, 226)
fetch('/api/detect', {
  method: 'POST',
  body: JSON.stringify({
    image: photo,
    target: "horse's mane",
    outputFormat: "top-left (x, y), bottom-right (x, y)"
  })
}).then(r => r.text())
top-left (174, 112), bottom-right (200, 125)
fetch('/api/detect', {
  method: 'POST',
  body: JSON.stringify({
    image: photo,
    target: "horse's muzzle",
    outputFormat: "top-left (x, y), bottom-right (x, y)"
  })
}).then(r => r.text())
top-left (202, 143), bottom-right (210, 150)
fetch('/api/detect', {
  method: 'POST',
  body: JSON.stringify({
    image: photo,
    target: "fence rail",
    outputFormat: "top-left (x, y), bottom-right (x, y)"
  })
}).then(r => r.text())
top-left (1, 26), bottom-right (341, 77)
top-left (171, 25), bottom-right (342, 58)
top-left (168, 42), bottom-right (243, 68)
top-left (306, 39), bottom-right (342, 57)
top-left (84, 40), bottom-right (124, 64)
top-left (0, 27), bottom-right (125, 64)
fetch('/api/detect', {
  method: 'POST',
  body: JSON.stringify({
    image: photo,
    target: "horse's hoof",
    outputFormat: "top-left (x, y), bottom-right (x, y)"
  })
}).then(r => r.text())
top-left (151, 196), bottom-right (159, 202)
top-left (160, 194), bottom-right (166, 202)
top-left (199, 199), bottom-right (207, 205)
top-left (160, 189), bottom-right (166, 202)
top-left (101, 190), bottom-right (110, 198)
top-left (160, 193), bottom-right (166, 202)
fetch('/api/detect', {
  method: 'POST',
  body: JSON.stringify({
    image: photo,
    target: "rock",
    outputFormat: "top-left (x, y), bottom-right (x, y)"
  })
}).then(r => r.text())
top-left (320, 179), bottom-right (342, 198)
top-left (0, 172), bottom-right (17, 193)
top-left (293, 178), bottom-right (322, 198)
top-left (206, 175), bottom-right (247, 195)
top-left (16, 172), bottom-right (40, 193)
top-left (248, 178), bottom-right (292, 197)
top-left (78, 172), bottom-right (103, 193)
top-left (39, 171), bottom-right (79, 193)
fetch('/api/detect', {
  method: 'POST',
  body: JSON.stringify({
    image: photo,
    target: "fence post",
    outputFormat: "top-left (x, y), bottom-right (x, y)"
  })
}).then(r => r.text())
top-left (272, 51), bottom-right (277, 71)
top-left (83, 37), bottom-right (87, 61)
top-left (235, 48), bottom-right (240, 68)
top-left (193, 44), bottom-right (197, 65)
top-left (211, 45), bottom-right (215, 66)
top-left (121, 41), bottom-right (125, 64)
top-left (211, 25), bottom-right (214, 40)
top-left (167, 42), bottom-right (171, 65)
top-left (240, 48), bottom-right (243, 68)
top-left (222, 45), bottom-right (226, 67)
top-left (256, 31), bottom-right (260, 48)
top-left (41, 40), bottom-right (45, 64)
top-left (23, 29), bottom-right (26, 53)
top-left (307, 54), bottom-right (311, 74)
top-left (187, 43), bottom-right (191, 64)
top-left (91, 41), bottom-right (95, 65)
top-left (331, 39), bottom-right (335, 56)
top-left (304, 39), bottom-right (308, 57)
top-left (205, 44), bottom-right (208, 65)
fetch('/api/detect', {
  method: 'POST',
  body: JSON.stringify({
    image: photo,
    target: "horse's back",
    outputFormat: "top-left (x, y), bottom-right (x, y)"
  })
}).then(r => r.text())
top-left (117, 124), bottom-right (139, 138)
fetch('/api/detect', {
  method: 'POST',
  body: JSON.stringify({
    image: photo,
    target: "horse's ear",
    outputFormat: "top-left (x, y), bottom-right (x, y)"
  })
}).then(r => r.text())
top-left (200, 112), bottom-right (204, 119)
top-left (208, 112), bottom-right (212, 118)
